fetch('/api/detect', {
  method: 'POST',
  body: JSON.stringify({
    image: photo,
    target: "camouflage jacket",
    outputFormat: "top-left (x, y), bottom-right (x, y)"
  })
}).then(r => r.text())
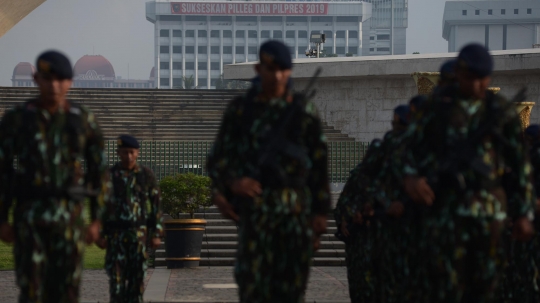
top-left (207, 87), bottom-right (330, 216)
top-left (103, 163), bottom-right (163, 239)
top-left (0, 98), bottom-right (108, 225)
top-left (399, 88), bottom-right (534, 220)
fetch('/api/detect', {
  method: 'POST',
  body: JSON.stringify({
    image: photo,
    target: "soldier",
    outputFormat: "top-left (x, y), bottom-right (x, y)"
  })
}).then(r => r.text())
top-left (400, 44), bottom-right (535, 303)
top-left (0, 50), bottom-right (109, 303)
top-left (207, 40), bottom-right (330, 303)
top-left (97, 135), bottom-right (163, 303)
top-left (334, 138), bottom-right (384, 303)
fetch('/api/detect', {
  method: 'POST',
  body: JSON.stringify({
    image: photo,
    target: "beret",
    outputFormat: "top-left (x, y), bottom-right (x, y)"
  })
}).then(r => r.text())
top-left (259, 40), bottom-right (292, 70)
top-left (117, 135), bottom-right (140, 149)
top-left (409, 95), bottom-right (427, 112)
top-left (457, 44), bottom-right (493, 78)
top-left (394, 104), bottom-right (411, 125)
top-left (36, 50), bottom-right (73, 80)
top-left (439, 59), bottom-right (457, 82)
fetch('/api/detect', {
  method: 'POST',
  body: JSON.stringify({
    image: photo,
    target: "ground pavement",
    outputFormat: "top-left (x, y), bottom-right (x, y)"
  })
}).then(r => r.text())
top-left (0, 267), bottom-right (349, 303)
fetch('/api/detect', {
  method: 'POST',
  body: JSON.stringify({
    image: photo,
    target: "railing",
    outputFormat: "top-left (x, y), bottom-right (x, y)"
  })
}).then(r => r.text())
top-left (105, 140), bottom-right (369, 183)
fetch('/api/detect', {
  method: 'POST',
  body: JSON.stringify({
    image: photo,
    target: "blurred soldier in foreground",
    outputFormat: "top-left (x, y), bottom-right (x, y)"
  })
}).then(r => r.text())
top-left (399, 44), bottom-right (534, 303)
top-left (0, 50), bottom-right (109, 303)
top-left (97, 135), bottom-right (163, 303)
top-left (207, 40), bottom-right (330, 303)
top-left (334, 139), bottom-right (383, 303)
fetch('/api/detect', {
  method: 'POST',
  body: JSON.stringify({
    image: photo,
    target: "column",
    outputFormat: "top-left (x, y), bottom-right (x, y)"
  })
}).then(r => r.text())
top-left (169, 28), bottom-right (173, 87)
top-left (295, 30), bottom-right (299, 59)
top-left (333, 16), bottom-right (337, 54)
top-left (182, 16), bottom-right (186, 87)
top-left (207, 16), bottom-right (211, 88)
top-left (345, 29), bottom-right (349, 55)
top-left (245, 29), bottom-right (248, 63)
top-left (195, 29), bottom-right (198, 88)
top-left (155, 16), bottom-right (160, 88)
top-left (232, 16), bottom-right (236, 64)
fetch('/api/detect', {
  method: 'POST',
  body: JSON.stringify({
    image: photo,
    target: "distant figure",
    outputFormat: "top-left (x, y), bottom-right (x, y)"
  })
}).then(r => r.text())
top-left (207, 40), bottom-right (330, 302)
top-left (0, 50), bottom-right (109, 303)
top-left (97, 135), bottom-right (163, 303)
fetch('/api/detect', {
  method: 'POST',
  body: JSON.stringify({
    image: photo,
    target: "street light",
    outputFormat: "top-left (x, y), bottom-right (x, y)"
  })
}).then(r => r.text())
top-left (306, 33), bottom-right (326, 58)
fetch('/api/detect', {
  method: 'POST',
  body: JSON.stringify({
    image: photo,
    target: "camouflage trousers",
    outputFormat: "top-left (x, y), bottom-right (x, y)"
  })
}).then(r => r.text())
top-left (105, 230), bottom-right (147, 303)
top-left (235, 211), bottom-right (313, 303)
top-left (14, 221), bottom-right (85, 303)
top-left (345, 225), bottom-right (374, 303)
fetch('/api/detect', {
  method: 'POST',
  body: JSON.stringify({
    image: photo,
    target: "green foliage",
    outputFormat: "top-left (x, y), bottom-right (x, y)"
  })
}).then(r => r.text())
top-left (159, 173), bottom-right (212, 218)
top-left (345, 53), bottom-right (353, 57)
top-left (215, 73), bottom-right (250, 90)
top-left (413, 52), bottom-right (420, 54)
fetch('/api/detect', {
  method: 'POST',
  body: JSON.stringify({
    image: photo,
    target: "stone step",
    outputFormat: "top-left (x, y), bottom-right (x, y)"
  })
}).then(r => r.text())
top-left (155, 248), bottom-right (344, 259)
top-left (201, 219), bottom-right (336, 227)
top-left (157, 240), bottom-right (344, 251)
top-left (154, 257), bottom-right (345, 267)
top-left (202, 233), bottom-right (339, 242)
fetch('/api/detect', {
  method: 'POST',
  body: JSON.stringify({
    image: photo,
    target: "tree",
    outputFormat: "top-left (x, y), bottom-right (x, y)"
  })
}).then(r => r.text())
top-left (413, 52), bottom-right (420, 55)
top-left (183, 75), bottom-right (195, 89)
top-left (215, 73), bottom-right (250, 90)
top-left (345, 53), bottom-right (353, 57)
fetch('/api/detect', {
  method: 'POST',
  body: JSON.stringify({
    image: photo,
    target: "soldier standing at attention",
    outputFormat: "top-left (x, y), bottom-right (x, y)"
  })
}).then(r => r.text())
top-left (0, 50), bottom-right (109, 303)
top-left (97, 135), bottom-right (163, 303)
top-left (207, 40), bottom-right (330, 303)
top-left (400, 44), bottom-right (535, 303)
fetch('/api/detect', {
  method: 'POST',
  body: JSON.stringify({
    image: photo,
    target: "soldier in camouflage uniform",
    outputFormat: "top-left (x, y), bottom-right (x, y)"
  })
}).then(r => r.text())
top-left (399, 44), bottom-right (535, 303)
top-left (97, 135), bottom-right (163, 303)
top-left (207, 40), bottom-right (330, 303)
top-left (0, 51), bottom-right (109, 303)
top-left (334, 138), bottom-right (384, 303)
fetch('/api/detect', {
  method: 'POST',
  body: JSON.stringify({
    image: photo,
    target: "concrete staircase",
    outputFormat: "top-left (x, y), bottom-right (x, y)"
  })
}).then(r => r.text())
top-left (155, 206), bottom-right (345, 267)
top-left (0, 87), bottom-right (355, 142)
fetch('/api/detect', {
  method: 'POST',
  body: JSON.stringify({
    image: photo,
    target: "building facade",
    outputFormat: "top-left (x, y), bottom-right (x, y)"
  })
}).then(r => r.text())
top-left (364, 0), bottom-right (408, 55)
top-left (443, 0), bottom-right (540, 52)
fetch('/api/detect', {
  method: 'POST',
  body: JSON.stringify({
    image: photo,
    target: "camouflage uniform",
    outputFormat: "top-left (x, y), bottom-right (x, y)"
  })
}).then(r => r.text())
top-left (207, 85), bottom-right (330, 303)
top-left (0, 99), bottom-right (108, 303)
top-left (102, 163), bottom-right (163, 303)
top-left (397, 86), bottom-right (534, 303)
top-left (334, 140), bottom-right (383, 303)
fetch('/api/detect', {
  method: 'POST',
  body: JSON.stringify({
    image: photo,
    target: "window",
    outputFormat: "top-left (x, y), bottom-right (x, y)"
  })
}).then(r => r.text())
top-left (223, 30), bottom-right (232, 38)
top-left (348, 47), bottom-right (358, 54)
top-left (475, 10), bottom-right (480, 15)
top-left (160, 29), bottom-right (169, 37)
top-left (223, 46), bottom-right (232, 54)
top-left (210, 16), bottom-right (231, 22)
top-left (377, 34), bottom-right (390, 40)
top-left (173, 46), bottom-right (182, 54)
top-left (336, 47), bottom-right (345, 54)
top-left (488, 9), bottom-right (492, 15)
top-left (501, 9), bottom-right (506, 15)
top-left (370, 36), bottom-right (375, 40)
top-left (462, 10), bottom-right (467, 16)
top-left (173, 62), bottom-right (182, 70)
top-left (185, 62), bottom-right (194, 70)
top-left (198, 46), bottom-right (207, 54)
top-left (298, 47), bottom-right (307, 54)
top-left (235, 46), bottom-right (245, 54)
top-left (286, 30), bottom-right (295, 38)
top-left (273, 30), bottom-right (283, 38)
top-left (211, 30), bottom-right (220, 38)
top-left (160, 62), bottom-right (169, 70)
top-left (198, 78), bottom-right (207, 87)
top-left (514, 9), bottom-right (519, 14)
top-left (286, 16), bottom-right (307, 22)
top-left (248, 46), bottom-right (257, 55)
top-left (324, 31), bottom-right (332, 39)
top-left (211, 78), bottom-right (218, 87)
top-left (198, 30), bottom-right (207, 38)
top-left (248, 30), bottom-right (257, 38)
top-left (198, 61), bottom-right (207, 70)
top-left (211, 46), bottom-right (220, 54)
top-left (186, 16), bottom-right (206, 22)
top-left (185, 30), bottom-right (195, 38)
top-left (528, 8), bottom-right (532, 14)
top-left (377, 47), bottom-right (390, 52)
top-left (160, 46), bottom-right (169, 54)
top-left (336, 31), bottom-right (346, 38)
top-left (129, 83), bottom-right (135, 88)
top-left (370, 48), bottom-right (374, 52)
top-left (261, 30), bottom-right (271, 38)
top-left (261, 16), bottom-right (282, 22)
top-left (349, 31), bottom-right (358, 39)
top-left (236, 30), bottom-right (245, 38)
top-left (311, 16), bottom-right (333, 22)
top-left (185, 46), bottom-right (194, 54)
top-left (336, 16), bottom-right (359, 22)
top-left (288, 47), bottom-right (295, 55)
top-left (173, 30), bottom-right (182, 37)
top-left (211, 62), bottom-right (220, 70)
top-left (173, 78), bottom-right (182, 87)
top-left (237, 16), bottom-right (257, 22)
top-left (160, 78), bottom-right (170, 86)
top-left (298, 31), bottom-right (307, 38)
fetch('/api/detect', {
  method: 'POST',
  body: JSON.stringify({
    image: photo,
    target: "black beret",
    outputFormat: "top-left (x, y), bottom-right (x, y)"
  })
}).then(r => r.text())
top-left (259, 40), bottom-right (292, 70)
top-left (117, 135), bottom-right (140, 149)
top-left (439, 59), bottom-right (457, 82)
top-left (457, 44), bottom-right (493, 78)
top-left (409, 95), bottom-right (427, 110)
top-left (36, 50), bottom-right (73, 80)
top-left (525, 124), bottom-right (540, 139)
top-left (394, 104), bottom-right (411, 125)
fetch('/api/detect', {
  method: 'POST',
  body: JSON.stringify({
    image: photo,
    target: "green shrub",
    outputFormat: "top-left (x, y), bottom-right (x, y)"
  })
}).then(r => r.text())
top-left (159, 173), bottom-right (212, 219)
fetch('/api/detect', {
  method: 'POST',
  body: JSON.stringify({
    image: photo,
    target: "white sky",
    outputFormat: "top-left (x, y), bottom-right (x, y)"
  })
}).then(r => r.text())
top-left (0, 0), bottom-right (448, 86)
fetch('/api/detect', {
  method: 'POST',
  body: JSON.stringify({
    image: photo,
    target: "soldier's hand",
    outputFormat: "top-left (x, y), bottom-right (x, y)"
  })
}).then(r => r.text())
top-left (340, 221), bottom-right (349, 237)
top-left (95, 238), bottom-right (107, 249)
top-left (213, 193), bottom-right (239, 222)
top-left (151, 237), bottom-right (161, 249)
top-left (404, 176), bottom-right (435, 206)
top-left (386, 201), bottom-right (405, 218)
top-left (0, 223), bottom-right (14, 243)
top-left (85, 220), bottom-right (101, 244)
top-left (512, 216), bottom-right (534, 242)
top-left (312, 214), bottom-right (327, 236)
top-left (231, 178), bottom-right (262, 198)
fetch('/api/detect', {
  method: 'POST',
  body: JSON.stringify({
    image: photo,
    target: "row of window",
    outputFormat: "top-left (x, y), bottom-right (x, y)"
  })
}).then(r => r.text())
top-left (160, 29), bottom-right (359, 39)
top-left (160, 43), bottom-right (360, 55)
top-left (160, 61), bottom-right (229, 70)
top-left (369, 34), bottom-right (390, 41)
top-left (369, 47), bottom-right (390, 52)
top-left (159, 15), bottom-right (360, 23)
top-left (72, 82), bottom-right (154, 88)
top-left (462, 8), bottom-right (532, 16)
top-left (159, 77), bottom-right (241, 88)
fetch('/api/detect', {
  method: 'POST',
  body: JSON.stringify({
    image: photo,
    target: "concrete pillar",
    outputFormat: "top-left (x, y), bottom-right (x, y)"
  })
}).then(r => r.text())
top-left (182, 16), bottom-right (186, 87)
top-left (169, 28), bottom-right (173, 87)
top-left (195, 29), bottom-right (198, 88)
top-left (207, 16), bottom-right (211, 88)
top-left (155, 16), bottom-right (160, 88)
top-left (232, 16), bottom-right (236, 64)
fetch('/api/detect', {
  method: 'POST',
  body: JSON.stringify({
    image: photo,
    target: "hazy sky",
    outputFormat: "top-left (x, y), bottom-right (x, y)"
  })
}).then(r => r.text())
top-left (0, 0), bottom-right (448, 86)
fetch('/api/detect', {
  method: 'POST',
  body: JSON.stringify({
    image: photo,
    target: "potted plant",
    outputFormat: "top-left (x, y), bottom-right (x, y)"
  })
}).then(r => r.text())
top-left (160, 173), bottom-right (212, 268)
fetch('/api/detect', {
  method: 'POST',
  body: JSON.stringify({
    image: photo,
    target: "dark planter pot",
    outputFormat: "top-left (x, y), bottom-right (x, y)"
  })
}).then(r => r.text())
top-left (164, 219), bottom-right (207, 268)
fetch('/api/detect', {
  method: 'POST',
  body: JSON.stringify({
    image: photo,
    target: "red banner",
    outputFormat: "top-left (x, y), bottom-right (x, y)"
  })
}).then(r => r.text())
top-left (171, 2), bottom-right (329, 15)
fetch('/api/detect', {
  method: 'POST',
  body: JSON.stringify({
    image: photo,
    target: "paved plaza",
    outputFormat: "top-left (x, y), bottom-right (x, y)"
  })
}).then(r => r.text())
top-left (0, 267), bottom-right (349, 303)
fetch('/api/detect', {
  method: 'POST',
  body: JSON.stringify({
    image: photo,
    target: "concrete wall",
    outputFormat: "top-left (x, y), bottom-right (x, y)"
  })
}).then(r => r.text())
top-left (224, 48), bottom-right (540, 142)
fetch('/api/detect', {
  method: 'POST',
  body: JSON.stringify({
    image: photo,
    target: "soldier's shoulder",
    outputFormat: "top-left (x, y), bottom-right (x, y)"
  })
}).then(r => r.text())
top-left (292, 93), bottom-right (320, 118)
top-left (488, 92), bottom-right (519, 120)
top-left (140, 165), bottom-right (157, 179)
top-left (1, 98), bottom-right (38, 122)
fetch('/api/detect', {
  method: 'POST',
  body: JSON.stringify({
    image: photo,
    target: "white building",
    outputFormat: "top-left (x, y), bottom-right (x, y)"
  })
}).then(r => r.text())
top-left (145, 0), bottom-right (409, 89)
top-left (443, 0), bottom-right (540, 52)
